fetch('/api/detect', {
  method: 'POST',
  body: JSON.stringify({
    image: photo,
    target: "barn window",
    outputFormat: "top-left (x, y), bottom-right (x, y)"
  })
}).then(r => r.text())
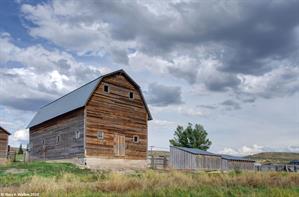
top-left (97, 131), bottom-right (104, 140)
top-left (75, 130), bottom-right (80, 139)
top-left (42, 139), bottom-right (45, 145)
top-left (129, 91), bottom-right (134, 99)
top-left (56, 135), bottom-right (60, 145)
top-left (104, 85), bottom-right (109, 93)
top-left (133, 135), bottom-right (139, 143)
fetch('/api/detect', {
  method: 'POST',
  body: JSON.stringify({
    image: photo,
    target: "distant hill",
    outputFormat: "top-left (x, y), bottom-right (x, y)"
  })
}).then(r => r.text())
top-left (148, 150), bottom-right (170, 157)
top-left (246, 152), bottom-right (299, 164)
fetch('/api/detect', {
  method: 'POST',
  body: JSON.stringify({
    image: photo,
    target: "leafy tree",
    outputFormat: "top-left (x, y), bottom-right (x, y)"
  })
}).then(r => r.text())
top-left (169, 123), bottom-right (212, 150)
top-left (18, 144), bottom-right (23, 155)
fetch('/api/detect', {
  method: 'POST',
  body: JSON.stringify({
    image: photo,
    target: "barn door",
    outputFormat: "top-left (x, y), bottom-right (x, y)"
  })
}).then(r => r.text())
top-left (114, 134), bottom-right (125, 157)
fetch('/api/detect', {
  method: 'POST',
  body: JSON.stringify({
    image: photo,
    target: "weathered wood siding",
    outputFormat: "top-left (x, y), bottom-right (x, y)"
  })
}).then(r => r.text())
top-left (196, 155), bottom-right (222, 170)
top-left (29, 108), bottom-right (84, 160)
top-left (170, 146), bottom-right (197, 169)
top-left (222, 159), bottom-right (254, 171)
top-left (85, 73), bottom-right (148, 160)
top-left (0, 129), bottom-right (9, 158)
top-left (170, 147), bottom-right (222, 170)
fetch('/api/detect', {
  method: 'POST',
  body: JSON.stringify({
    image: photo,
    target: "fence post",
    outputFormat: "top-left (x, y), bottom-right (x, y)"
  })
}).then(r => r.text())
top-left (163, 156), bottom-right (167, 169)
top-left (151, 156), bottom-right (155, 169)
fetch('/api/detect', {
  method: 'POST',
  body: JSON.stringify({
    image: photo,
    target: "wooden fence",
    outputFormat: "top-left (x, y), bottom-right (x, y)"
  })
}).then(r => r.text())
top-left (148, 156), bottom-right (168, 169)
top-left (7, 151), bottom-right (16, 162)
top-left (256, 164), bottom-right (299, 172)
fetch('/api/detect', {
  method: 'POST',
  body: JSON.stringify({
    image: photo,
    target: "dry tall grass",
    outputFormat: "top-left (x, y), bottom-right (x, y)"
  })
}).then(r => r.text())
top-left (1, 170), bottom-right (299, 196)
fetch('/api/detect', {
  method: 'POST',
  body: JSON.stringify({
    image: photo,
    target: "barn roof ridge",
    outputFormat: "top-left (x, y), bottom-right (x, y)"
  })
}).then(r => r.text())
top-left (0, 126), bottom-right (11, 135)
top-left (40, 76), bottom-right (103, 109)
top-left (28, 69), bottom-right (152, 128)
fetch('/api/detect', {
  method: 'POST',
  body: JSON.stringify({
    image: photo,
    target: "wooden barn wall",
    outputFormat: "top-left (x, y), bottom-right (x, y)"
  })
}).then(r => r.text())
top-left (170, 147), bottom-right (197, 169)
top-left (30, 108), bottom-right (85, 160)
top-left (0, 129), bottom-right (8, 158)
top-left (221, 159), bottom-right (228, 170)
top-left (196, 155), bottom-right (222, 170)
top-left (226, 160), bottom-right (255, 170)
top-left (85, 73), bottom-right (148, 160)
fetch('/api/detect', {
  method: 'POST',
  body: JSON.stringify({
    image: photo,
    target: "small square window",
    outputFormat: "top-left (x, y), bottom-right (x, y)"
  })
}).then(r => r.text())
top-left (133, 135), bottom-right (139, 143)
top-left (104, 85), bottom-right (109, 93)
top-left (97, 131), bottom-right (104, 140)
top-left (56, 135), bottom-right (60, 145)
top-left (129, 92), bottom-right (134, 99)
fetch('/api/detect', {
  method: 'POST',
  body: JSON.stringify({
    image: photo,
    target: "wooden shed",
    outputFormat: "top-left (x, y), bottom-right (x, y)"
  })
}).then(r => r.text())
top-left (0, 126), bottom-right (11, 162)
top-left (27, 69), bottom-right (152, 169)
top-left (221, 155), bottom-right (255, 171)
top-left (170, 146), bottom-right (255, 171)
top-left (169, 146), bottom-right (222, 170)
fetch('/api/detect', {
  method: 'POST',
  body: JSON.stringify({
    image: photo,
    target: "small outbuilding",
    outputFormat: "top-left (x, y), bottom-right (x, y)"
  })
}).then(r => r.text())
top-left (221, 155), bottom-right (255, 171)
top-left (169, 146), bottom-right (222, 170)
top-left (0, 126), bottom-right (11, 162)
top-left (170, 146), bottom-right (255, 171)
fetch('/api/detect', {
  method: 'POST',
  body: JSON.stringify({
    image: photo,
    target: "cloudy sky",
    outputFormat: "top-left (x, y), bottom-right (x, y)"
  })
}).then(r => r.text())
top-left (0, 0), bottom-right (298, 155)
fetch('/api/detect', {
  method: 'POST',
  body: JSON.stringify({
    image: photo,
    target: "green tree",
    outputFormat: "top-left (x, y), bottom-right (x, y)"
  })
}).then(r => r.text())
top-left (169, 123), bottom-right (212, 150)
top-left (18, 144), bottom-right (23, 155)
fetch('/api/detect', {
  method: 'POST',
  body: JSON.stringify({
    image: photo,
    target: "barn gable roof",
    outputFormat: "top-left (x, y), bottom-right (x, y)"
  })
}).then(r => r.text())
top-left (28, 69), bottom-right (152, 128)
top-left (172, 146), bottom-right (219, 156)
top-left (0, 126), bottom-right (11, 135)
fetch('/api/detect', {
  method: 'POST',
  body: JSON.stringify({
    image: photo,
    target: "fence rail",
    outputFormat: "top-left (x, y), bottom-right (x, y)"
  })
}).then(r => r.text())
top-left (255, 164), bottom-right (299, 172)
top-left (7, 151), bottom-right (16, 162)
top-left (148, 156), bottom-right (168, 169)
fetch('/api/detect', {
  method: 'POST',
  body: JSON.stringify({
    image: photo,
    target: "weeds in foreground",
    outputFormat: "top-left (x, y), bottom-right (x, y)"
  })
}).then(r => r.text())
top-left (0, 162), bottom-right (299, 196)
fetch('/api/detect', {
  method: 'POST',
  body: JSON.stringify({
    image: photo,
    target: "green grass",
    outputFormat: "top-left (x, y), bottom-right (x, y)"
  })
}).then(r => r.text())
top-left (15, 153), bottom-right (24, 162)
top-left (0, 161), bottom-right (298, 196)
top-left (0, 161), bottom-right (94, 186)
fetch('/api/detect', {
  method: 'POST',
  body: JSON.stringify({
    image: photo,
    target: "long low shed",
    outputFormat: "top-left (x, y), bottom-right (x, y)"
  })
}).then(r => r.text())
top-left (221, 155), bottom-right (255, 171)
top-left (170, 146), bottom-right (222, 170)
top-left (170, 146), bottom-right (255, 171)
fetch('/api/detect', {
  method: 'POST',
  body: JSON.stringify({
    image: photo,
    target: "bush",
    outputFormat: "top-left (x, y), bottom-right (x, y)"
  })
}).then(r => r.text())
top-left (18, 144), bottom-right (23, 155)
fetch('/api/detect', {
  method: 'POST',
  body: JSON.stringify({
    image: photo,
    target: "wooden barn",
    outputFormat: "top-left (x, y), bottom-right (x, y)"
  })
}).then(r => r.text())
top-left (169, 146), bottom-right (222, 170)
top-left (170, 146), bottom-right (255, 171)
top-left (28, 69), bottom-right (152, 169)
top-left (0, 126), bottom-right (11, 163)
top-left (221, 155), bottom-right (255, 171)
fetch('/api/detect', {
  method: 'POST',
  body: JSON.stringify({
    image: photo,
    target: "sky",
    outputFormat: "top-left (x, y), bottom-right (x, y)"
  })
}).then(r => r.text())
top-left (0, 0), bottom-right (298, 156)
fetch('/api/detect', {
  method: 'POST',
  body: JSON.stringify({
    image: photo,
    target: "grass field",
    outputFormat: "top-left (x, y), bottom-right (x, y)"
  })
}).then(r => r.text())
top-left (0, 162), bottom-right (299, 197)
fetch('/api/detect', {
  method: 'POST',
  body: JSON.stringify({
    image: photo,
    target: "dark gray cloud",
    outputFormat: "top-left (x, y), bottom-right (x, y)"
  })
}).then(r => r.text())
top-left (80, 0), bottom-right (299, 74)
top-left (147, 83), bottom-right (183, 106)
top-left (220, 100), bottom-right (241, 110)
top-left (0, 98), bottom-right (51, 111)
top-left (204, 74), bottom-right (241, 92)
top-left (167, 67), bottom-right (198, 84)
top-left (21, 0), bottom-right (299, 99)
